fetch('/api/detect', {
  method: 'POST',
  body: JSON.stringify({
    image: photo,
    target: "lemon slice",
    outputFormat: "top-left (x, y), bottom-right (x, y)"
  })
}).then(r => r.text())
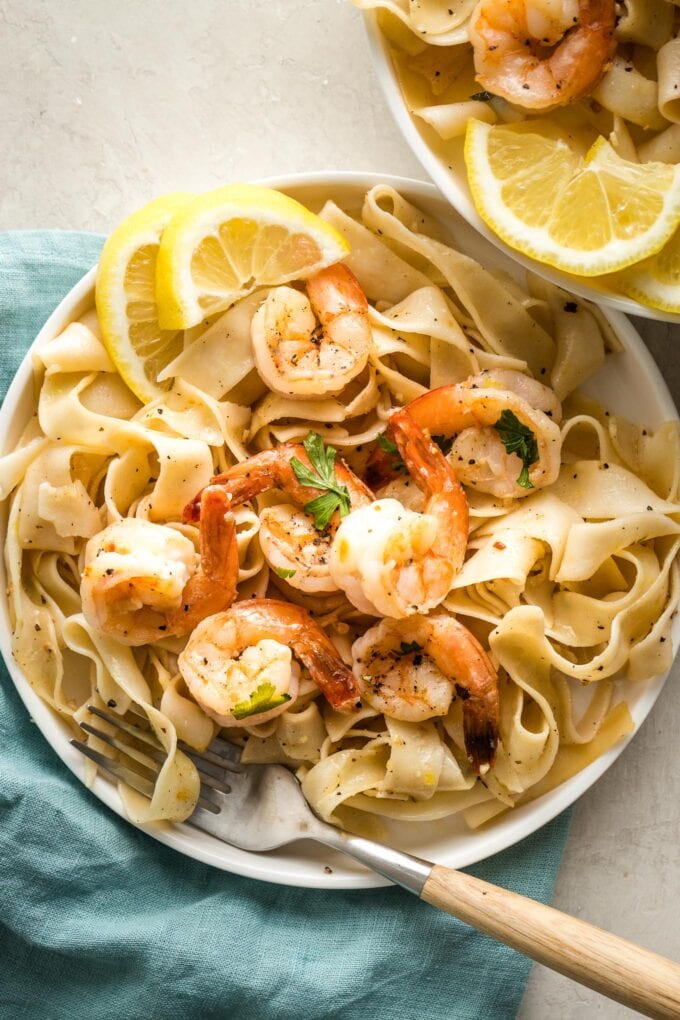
top-left (465, 121), bottom-right (680, 277)
top-left (95, 192), bottom-right (194, 402)
top-left (155, 184), bottom-right (350, 329)
top-left (617, 228), bottom-right (680, 313)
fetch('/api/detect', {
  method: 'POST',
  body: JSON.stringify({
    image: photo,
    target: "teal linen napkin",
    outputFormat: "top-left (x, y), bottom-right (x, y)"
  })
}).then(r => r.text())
top-left (0, 231), bottom-right (571, 1020)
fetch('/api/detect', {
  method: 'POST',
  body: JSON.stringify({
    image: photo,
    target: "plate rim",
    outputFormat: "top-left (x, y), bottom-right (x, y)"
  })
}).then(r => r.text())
top-left (1, 170), bottom-right (678, 889)
top-left (361, 10), bottom-right (680, 327)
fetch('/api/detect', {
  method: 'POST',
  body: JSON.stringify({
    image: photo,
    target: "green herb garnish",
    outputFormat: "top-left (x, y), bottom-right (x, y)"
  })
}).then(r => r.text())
top-left (493, 409), bottom-right (538, 489)
top-left (378, 432), bottom-right (406, 472)
top-left (291, 431), bottom-right (351, 530)
top-left (470, 91), bottom-right (494, 102)
top-left (273, 566), bottom-right (297, 580)
top-left (398, 640), bottom-right (423, 656)
top-left (232, 681), bottom-right (291, 721)
top-left (378, 433), bottom-right (399, 455)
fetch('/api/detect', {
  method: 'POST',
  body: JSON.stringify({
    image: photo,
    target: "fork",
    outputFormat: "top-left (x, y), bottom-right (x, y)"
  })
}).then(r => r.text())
top-left (72, 705), bottom-right (680, 1019)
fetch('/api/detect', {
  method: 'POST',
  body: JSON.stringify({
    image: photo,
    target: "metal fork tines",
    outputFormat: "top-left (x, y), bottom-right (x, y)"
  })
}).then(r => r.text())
top-left (123, 703), bottom-right (243, 772)
top-left (71, 704), bottom-right (243, 815)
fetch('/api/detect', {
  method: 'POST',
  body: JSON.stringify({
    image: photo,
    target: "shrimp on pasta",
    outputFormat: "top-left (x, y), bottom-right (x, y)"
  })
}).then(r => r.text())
top-left (185, 435), bottom-right (373, 594)
top-left (81, 486), bottom-right (237, 646)
top-left (178, 598), bottom-right (361, 726)
top-left (352, 612), bottom-right (500, 773)
top-left (5, 181), bottom-right (677, 835)
top-left (469, 0), bottom-right (617, 112)
top-left (251, 263), bottom-right (372, 397)
top-left (258, 504), bottom-right (343, 594)
top-left (367, 370), bottom-right (562, 499)
top-left (330, 413), bottom-right (469, 617)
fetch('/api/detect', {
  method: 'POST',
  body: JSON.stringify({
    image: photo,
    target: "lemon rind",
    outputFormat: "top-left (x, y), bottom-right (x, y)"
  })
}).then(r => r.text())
top-left (155, 184), bottom-right (351, 330)
top-left (465, 121), bottom-right (680, 278)
top-left (95, 192), bottom-right (194, 402)
top-left (618, 270), bottom-right (680, 314)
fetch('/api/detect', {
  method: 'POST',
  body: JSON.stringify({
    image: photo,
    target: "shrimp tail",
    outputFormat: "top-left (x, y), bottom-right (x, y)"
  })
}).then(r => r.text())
top-left (297, 637), bottom-right (363, 713)
top-left (306, 263), bottom-right (368, 321)
top-left (199, 486), bottom-right (239, 587)
top-left (390, 412), bottom-right (469, 552)
top-left (447, 621), bottom-right (500, 773)
top-left (229, 599), bottom-right (362, 713)
top-left (183, 456), bottom-right (283, 523)
top-left (364, 403), bottom-right (462, 492)
top-left (185, 443), bottom-right (373, 523)
top-left (462, 704), bottom-right (499, 774)
top-left (389, 411), bottom-right (453, 491)
top-left (169, 486), bottom-right (238, 633)
top-left (436, 612), bottom-right (499, 771)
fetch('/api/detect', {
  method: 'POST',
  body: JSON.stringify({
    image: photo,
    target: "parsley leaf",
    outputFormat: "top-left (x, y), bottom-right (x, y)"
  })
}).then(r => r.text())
top-left (302, 491), bottom-right (344, 531)
top-left (398, 640), bottom-right (423, 656)
top-left (273, 566), bottom-right (297, 580)
top-left (290, 431), bottom-right (351, 530)
top-left (377, 431), bottom-right (406, 472)
top-left (378, 433), bottom-right (399, 455)
top-left (493, 409), bottom-right (538, 489)
top-left (232, 681), bottom-right (291, 720)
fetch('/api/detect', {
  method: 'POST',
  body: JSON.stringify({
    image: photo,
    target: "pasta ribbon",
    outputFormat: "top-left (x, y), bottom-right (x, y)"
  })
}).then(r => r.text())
top-left (3, 185), bottom-right (678, 831)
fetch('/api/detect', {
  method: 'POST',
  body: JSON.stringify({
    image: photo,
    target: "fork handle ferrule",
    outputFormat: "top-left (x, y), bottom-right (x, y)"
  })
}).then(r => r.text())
top-left (316, 828), bottom-right (432, 895)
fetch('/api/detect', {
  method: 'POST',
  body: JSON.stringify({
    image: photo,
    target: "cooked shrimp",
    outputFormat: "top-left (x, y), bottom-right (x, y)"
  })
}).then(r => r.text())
top-left (366, 370), bottom-right (562, 499)
top-left (251, 263), bottom-right (372, 397)
top-left (330, 413), bottom-right (469, 618)
top-left (258, 504), bottom-right (339, 594)
top-left (81, 487), bottom-right (238, 646)
top-left (178, 599), bottom-right (361, 726)
top-left (469, 0), bottom-right (616, 111)
top-left (185, 438), bottom-right (373, 595)
top-left (352, 613), bottom-right (499, 773)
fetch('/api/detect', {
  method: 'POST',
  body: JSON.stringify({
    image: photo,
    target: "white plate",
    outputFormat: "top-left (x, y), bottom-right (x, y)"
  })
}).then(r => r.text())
top-left (1, 171), bottom-right (678, 889)
top-left (362, 12), bottom-right (680, 326)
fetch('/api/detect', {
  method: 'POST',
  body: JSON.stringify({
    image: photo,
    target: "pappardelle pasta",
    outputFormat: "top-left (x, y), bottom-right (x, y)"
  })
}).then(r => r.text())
top-left (3, 184), bottom-right (679, 834)
top-left (357, 0), bottom-right (680, 159)
top-left (356, 1), bottom-right (680, 305)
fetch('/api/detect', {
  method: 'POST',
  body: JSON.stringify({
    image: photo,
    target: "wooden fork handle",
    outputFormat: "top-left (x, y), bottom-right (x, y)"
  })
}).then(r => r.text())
top-left (422, 866), bottom-right (680, 1019)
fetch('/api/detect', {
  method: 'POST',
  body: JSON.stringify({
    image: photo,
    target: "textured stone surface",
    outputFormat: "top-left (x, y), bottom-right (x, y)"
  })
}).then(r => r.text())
top-left (1, 2), bottom-right (679, 1016)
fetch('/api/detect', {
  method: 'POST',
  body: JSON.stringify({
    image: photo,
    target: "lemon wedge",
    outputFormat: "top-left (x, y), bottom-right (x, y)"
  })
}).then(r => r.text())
top-left (95, 192), bottom-right (194, 402)
top-left (155, 184), bottom-right (351, 329)
top-left (617, 228), bottom-right (680, 313)
top-left (465, 121), bottom-right (680, 277)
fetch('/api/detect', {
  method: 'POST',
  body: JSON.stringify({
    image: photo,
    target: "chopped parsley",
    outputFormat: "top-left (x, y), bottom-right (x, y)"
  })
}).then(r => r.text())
top-left (273, 566), bottom-right (297, 580)
top-left (377, 433), bottom-right (399, 455)
top-left (378, 431), bottom-right (406, 472)
top-left (291, 431), bottom-right (351, 530)
top-left (232, 681), bottom-right (291, 721)
top-left (493, 409), bottom-right (538, 489)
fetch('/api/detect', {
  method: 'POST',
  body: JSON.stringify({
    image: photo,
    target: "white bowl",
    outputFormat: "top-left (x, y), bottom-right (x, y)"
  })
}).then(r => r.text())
top-left (1, 171), bottom-right (678, 889)
top-left (362, 12), bottom-right (680, 326)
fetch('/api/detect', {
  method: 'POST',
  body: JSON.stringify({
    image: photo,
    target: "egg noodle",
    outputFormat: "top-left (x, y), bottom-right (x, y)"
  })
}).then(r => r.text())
top-left (357, 0), bottom-right (680, 163)
top-left (3, 185), bottom-right (679, 833)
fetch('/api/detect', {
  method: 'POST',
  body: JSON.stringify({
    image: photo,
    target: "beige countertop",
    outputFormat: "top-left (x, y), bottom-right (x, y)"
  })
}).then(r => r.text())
top-left (1, 1), bottom-right (679, 1016)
